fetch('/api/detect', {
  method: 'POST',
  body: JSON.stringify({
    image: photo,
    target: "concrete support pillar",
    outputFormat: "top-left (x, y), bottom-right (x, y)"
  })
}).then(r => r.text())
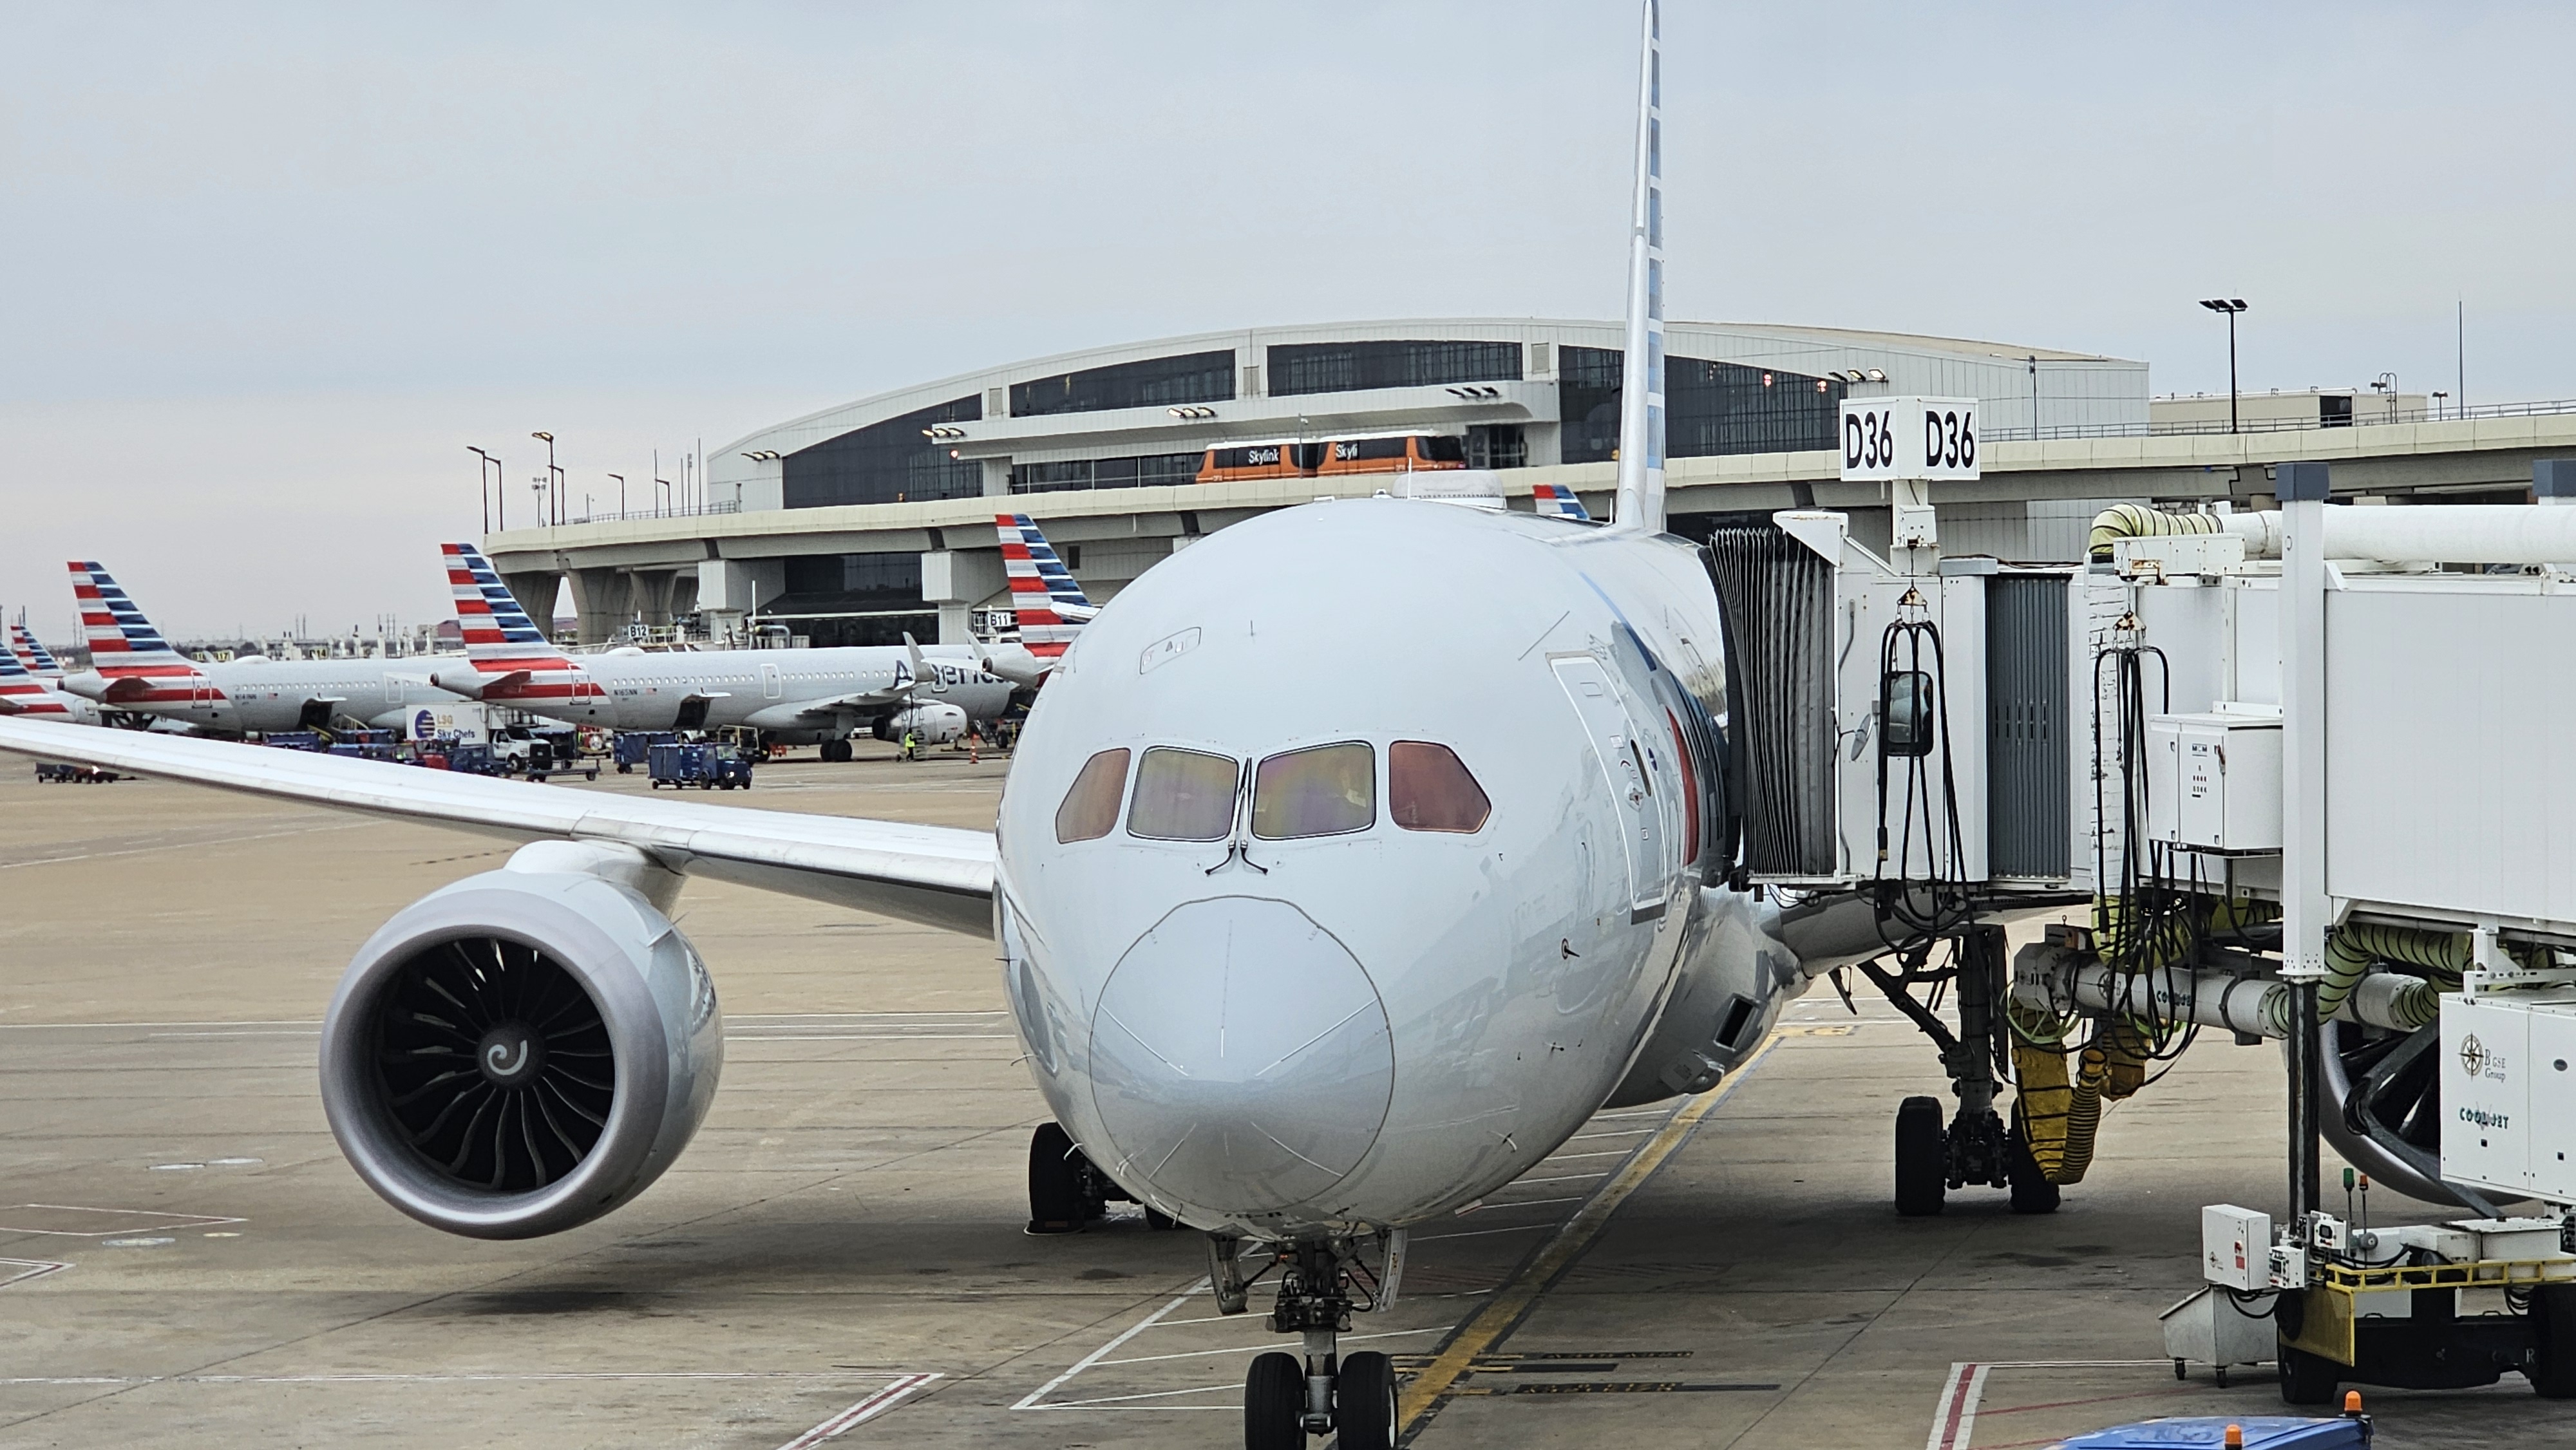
top-left (937, 602), bottom-right (972, 644)
top-left (565, 568), bottom-right (629, 645)
top-left (921, 548), bottom-right (1005, 648)
top-left (981, 458), bottom-right (1011, 498)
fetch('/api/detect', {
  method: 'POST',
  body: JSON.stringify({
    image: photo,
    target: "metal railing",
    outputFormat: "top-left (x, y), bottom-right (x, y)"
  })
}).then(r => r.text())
top-left (1984, 397), bottom-right (2576, 444)
top-left (560, 500), bottom-right (743, 527)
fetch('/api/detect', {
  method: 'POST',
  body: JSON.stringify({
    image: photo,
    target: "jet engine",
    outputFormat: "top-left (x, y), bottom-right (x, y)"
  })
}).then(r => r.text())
top-left (873, 701), bottom-right (967, 744)
top-left (317, 843), bottom-right (722, 1238)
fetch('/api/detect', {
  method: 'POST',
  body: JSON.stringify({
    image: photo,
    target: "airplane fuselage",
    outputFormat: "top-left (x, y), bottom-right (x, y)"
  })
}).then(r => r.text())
top-left (64, 657), bottom-right (469, 733)
top-left (994, 498), bottom-right (1792, 1239)
top-left (470, 646), bottom-right (1016, 739)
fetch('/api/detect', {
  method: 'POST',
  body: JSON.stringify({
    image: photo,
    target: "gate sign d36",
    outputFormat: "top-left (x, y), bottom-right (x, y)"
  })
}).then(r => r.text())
top-left (1839, 396), bottom-right (1980, 482)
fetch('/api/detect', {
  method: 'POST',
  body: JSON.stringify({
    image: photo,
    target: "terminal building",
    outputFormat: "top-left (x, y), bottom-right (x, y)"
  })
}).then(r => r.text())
top-left (480, 317), bottom-right (2570, 646)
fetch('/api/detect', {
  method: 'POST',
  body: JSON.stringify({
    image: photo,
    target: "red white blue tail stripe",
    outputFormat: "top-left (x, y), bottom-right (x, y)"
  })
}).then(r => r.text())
top-left (68, 562), bottom-right (214, 704)
top-left (994, 514), bottom-right (1090, 657)
top-left (1534, 484), bottom-right (1594, 522)
top-left (440, 543), bottom-right (600, 702)
top-left (0, 630), bottom-right (82, 717)
top-left (10, 621), bottom-right (62, 679)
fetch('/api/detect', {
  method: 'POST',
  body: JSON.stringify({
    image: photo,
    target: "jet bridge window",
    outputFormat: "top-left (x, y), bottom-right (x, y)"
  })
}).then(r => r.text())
top-left (1880, 670), bottom-right (1936, 758)
top-left (1127, 747), bottom-right (1241, 842)
top-left (1055, 748), bottom-right (1129, 843)
top-left (1251, 741), bottom-right (1374, 840)
top-left (1389, 740), bottom-right (1491, 833)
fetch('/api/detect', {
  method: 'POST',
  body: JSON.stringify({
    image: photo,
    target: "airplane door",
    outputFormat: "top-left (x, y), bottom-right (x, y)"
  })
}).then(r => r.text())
top-left (1551, 655), bottom-right (1669, 920)
top-left (760, 663), bottom-right (782, 700)
top-left (384, 673), bottom-right (404, 706)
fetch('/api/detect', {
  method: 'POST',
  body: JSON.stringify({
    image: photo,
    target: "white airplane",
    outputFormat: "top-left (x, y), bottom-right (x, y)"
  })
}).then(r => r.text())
top-left (430, 543), bottom-right (1012, 760)
top-left (55, 562), bottom-right (469, 733)
top-left (0, 10), bottom-right (1842, 1445)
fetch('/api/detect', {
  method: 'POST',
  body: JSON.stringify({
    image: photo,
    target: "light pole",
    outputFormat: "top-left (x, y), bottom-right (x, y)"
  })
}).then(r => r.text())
top-left (2199, 298), bottom-right (2249, 433)
top-left (2432, 390), bottom-right (2450, 421)
top-left (608, 473), bottom-right (625, 519)
top-left (532, 431), bottom-right (562, 525)
top-left (468, 446), bottom-right (500, 532)
top-left (532, 476), bottom-right (549, 530)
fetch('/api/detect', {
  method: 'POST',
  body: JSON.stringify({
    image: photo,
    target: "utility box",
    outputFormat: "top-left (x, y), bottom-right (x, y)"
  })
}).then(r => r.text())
top-left (2159, 1285), bottom-right (2277, 1380)
top-left (2202, 1203), bottom-right (2273, 1290)
top-left (2147, 711), bottom-right (2282, 853)
top-left (2443, 990), bottom-right (2576, 1201)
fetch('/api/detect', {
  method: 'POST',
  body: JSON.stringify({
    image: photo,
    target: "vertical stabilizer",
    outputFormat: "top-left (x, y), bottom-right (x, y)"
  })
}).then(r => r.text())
top-left (68, 563), bottom-right (185, 664)
top-left (441, 543), bottom-right (560, 665)
top-left (1535, 484), bottom-right (1595, 522)
top-left (1609, 0), bottom-right (1667, 534)
top-left (994, 514), bottom-right (1090, 659)
top-left (10, 621), bottom-right (62, 679)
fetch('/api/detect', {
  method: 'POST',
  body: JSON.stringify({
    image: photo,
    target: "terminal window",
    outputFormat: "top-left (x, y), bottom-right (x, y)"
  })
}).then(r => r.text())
top-left (1011, 351), bottom-right (1235, 418)
top-left (784, 395), bottom-right (983, 509)
top-left (1559, 346), bottom-right (1843, 464)
top-left (1010, 453), bottom-right (1202, 494)
top-left (1265, 339), bottom-right (1522, 398)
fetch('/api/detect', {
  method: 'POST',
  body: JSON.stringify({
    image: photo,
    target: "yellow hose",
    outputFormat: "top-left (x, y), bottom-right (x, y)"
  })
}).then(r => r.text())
top-left (2087, 502), bottom-right (2227, 562)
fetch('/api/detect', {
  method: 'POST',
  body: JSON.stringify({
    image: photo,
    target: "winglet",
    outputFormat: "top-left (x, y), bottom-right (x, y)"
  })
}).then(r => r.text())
top-left (900, 632), bottom-right (948, 694)
top-left (1608, 0), bottom-right (1666, 536)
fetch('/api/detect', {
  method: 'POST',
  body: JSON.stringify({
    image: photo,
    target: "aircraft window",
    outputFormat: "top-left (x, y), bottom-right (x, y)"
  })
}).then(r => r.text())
top-left (1127, 747), bottom-right (1240, 842)
top-left (1055, 748), bottom-right (1129, 843)
top-left (1251, 741), bottom-right (1374, 840)
top-left (1389, 740), bottom-right (1491, 833)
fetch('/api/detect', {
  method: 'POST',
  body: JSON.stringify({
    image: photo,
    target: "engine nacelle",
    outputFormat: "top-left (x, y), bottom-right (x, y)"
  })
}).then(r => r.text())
top-left (318, 843), bottom-right (721, 1238)
top-left (873, 701), bottom-right (967, 744)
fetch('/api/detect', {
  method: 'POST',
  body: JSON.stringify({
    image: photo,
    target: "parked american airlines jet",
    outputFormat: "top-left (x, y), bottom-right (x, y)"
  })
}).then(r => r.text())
top-left (431, 544), bottom-right (1012, 760)
top-left (0, 11), bottom-right (1763, 1447)
top-left (54, 563), bottom-right (469, 733)
top-left (0, 632), bottom-right (100, 722)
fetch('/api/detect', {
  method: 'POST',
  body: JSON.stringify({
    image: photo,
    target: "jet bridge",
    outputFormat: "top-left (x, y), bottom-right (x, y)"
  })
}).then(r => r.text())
top-left (1714, 437), bottom-right (2576, 1403)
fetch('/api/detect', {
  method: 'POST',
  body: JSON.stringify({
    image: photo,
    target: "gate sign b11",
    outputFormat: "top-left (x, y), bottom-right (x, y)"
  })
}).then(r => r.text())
top-left (1839, 396), bottom-right (1980, 482)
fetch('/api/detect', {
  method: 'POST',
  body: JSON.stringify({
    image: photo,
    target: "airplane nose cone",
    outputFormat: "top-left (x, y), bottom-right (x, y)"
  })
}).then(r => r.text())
top-left (1088, 898), bottom-right (1392, 1215)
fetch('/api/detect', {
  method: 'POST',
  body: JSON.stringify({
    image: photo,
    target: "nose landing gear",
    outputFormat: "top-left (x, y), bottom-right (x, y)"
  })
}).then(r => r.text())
top-left (1870, 924), bottom-right (2063, 1217)
top-left (1211, 1234), bottom-right (1401, 1450)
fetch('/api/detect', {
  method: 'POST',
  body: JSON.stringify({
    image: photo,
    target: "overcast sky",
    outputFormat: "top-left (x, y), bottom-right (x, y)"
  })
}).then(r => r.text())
top-left (6, 2), bottom-right (2572, 639)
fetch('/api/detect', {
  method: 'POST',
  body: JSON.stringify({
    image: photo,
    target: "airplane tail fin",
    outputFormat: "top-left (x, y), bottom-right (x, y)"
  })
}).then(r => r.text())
top-left (1535, 484), bottom-right (1595, 522)
top-left (68, 563), bottom-right (185, 664)
top-left (441, 543), bottom-right (559, 664)
top-left (10, 621), bottom-right (62, 678)
top-left (994, 514), bottom-right (1092, 658)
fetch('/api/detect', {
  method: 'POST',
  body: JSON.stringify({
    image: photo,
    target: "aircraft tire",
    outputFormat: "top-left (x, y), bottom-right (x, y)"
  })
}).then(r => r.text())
top-left (1894, 1095), bottom-right (1946, 1217)
top-left (2005, 1125), bottom-right (2060, 1215)
top-left (1336, 1351), bottom-right (1397, 1450)
top-left (1244, 1351), bottom-right (1305, 1450)
top-left (1025, 1122), bottom-right (1086, 1234)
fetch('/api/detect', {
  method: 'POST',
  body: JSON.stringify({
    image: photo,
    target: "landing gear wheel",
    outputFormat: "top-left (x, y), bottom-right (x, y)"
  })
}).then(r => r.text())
top-left (820, 739), bottom-right (853, 764)
top-left (1336, 1350), bottom-right (1396, 1450)
top-left (1895, 1095), bottom-right (1946, 1217)
top-left (1025, 1122), bottom-right (1085, 1234)
top-left (2532, 1283), bottom-right (2576, 1398)
top-left (1244, 1351), bottom-right (1306, 1450)
top-left (2005, 1124), bottom-right (2060, 1215)
top-left (2278, 1342), bottom-right (2340, 1407)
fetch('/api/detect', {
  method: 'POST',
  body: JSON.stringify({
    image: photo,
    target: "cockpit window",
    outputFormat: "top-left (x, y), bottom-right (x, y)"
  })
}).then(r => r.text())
top-left (1389, 740), bottom-right (1491, 833)
top-left (1126, 747), bottom-right (1240, 841)
top-left (1055, 748), bottom-right (1129, 843)
top-left (1251, 741), bottom-right (1375, 840)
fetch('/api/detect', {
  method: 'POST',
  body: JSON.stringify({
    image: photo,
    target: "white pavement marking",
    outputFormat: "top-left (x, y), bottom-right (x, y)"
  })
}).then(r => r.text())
top-left (0, 1205), bottom-right (247, 1236)
top-left (1012, 1288), bottom-right (1202, 1411)
top-left (1925, 1361), bottom-right (2173, 1450)
top-left (0, 1259), bottom-right (70, 1288)
top-left (775, 1373), bottom-right (942, 1449)
top-left (1097, 1326), bottom-right (1441, 1370)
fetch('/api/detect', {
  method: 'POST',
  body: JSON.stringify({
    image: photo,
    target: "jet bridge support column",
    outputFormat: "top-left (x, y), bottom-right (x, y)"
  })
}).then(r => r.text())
top-left (2278, 459), bottom-right (2332, 1225)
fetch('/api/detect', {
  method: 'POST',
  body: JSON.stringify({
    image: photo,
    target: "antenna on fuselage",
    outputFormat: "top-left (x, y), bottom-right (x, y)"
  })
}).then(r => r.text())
top-left (1608, 0), bottom-right (1666, 536)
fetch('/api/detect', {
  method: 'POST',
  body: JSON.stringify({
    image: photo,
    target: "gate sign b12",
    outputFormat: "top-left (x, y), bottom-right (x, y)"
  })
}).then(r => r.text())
top-left (1839, 397), bottom-right (1980, 482)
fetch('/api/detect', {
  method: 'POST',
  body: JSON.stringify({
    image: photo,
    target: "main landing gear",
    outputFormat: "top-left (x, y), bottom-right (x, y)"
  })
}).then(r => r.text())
top-left (1208, 1235), bottom-right (1397, 1450)
top-left (1871, 923), bottom-right (2061, 1218)
top-left (819, 738), bottom-right (853, 764)
top-left (1023, 1122), bottom-right (1179, 1233)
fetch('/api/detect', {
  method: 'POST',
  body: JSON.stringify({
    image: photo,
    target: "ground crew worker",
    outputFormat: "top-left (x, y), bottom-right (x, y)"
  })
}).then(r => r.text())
top-left (900, 729), bottom-right (918, 762)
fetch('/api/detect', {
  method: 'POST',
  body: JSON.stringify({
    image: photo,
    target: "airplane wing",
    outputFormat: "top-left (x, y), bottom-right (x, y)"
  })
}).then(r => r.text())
top-left (0, 717), bottom-right (994, 936)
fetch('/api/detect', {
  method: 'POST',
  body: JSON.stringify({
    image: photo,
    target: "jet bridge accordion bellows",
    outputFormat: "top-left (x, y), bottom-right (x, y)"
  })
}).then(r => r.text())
top-left (1704, 522), bottom-right (1837, 877)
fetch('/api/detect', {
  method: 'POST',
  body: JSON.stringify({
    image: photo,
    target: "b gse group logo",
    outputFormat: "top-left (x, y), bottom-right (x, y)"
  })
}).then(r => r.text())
top-left (2458, 1031), bottom-right (2509, 1082)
